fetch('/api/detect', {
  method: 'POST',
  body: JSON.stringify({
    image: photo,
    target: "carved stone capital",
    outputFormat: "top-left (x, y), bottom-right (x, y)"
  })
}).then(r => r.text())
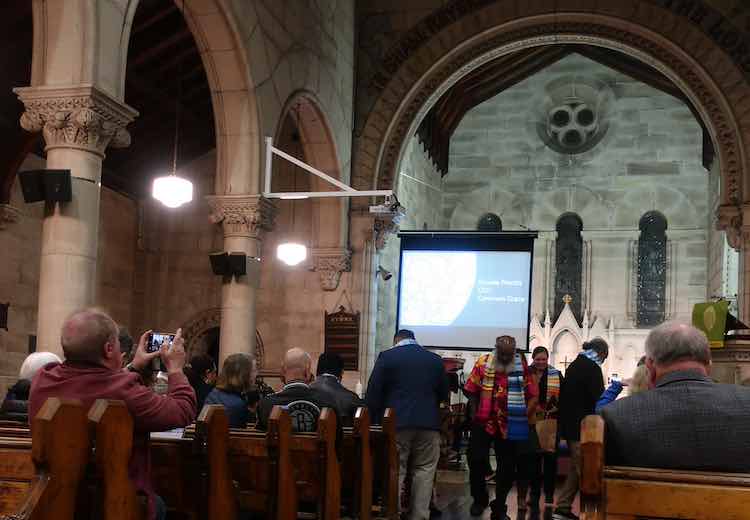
top-left (0, 204), bottom-right (21, 229)
top-left (717, 204), bottom-right (742, 250)
top-left (310, 248), bottom-right (352, 291)
top-left (14, 85), bottom-right (138, 157)
top-left (206, 195), bottom-right (277, 239)
top-left (374, 207), bottom-right (405, 250)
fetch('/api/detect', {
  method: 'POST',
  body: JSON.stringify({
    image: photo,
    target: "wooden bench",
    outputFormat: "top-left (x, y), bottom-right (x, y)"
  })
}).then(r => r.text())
top-left (370, 409), bottom-right (399, 520)
top-left (341, 408), bottom-right (372, 520)
top-left (580, 414), bottom-right (750, 520)
top-left (0, 398), bottom-right (89, 520)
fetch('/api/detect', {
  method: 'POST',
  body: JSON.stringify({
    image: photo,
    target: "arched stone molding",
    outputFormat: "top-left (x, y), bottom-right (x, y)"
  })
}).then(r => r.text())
top-left (274, 91), bottom-right (351, 291)
top-left (352, 1), bottom-right (750, 220)
top-left (182, 308), bottom-right (265, 368)
top-left (176, 0), bottom-right (261, 195)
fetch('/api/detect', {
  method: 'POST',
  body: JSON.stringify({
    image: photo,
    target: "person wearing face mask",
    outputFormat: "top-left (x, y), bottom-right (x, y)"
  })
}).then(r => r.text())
top-left (553, 338), bottom-right (609, 520)
top-left (526, 346), bottom-right (563, 520)
top-left (464, 336), bottom-right (539, 520)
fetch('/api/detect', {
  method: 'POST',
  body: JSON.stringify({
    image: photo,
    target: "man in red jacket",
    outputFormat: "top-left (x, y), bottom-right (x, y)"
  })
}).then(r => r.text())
top-left (29, 308), bottom-right (196, 520)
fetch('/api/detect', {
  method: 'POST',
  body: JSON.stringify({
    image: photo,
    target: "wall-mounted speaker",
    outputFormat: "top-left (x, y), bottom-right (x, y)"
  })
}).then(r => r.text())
top-left (18, 170), bottom-right (72, 203)
top-left (0, 302), bottom-right (8, 331)
top-left (209, 251), bottom-right (247, 277)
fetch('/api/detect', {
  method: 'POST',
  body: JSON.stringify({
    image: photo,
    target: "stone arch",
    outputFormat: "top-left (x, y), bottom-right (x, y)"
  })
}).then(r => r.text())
top-left (181, 308), bottom-right (265, 368)
top-left (274, 91), bottom-right (348, 251)
top-left (352, 1), bottom-right (750, 215)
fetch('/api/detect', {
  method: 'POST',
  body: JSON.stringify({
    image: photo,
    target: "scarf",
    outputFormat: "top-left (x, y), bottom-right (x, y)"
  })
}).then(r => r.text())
top-left (582, 349), bottom-right (602, 365)
top-left (476, 351), bottom-right (529, 440)
top-left (536, 367), bottom-right (561, 419)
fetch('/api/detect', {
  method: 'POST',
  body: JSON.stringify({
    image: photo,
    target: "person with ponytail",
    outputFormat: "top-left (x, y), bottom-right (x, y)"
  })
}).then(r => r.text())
top-left (526, 346), bottom-right (563, 519)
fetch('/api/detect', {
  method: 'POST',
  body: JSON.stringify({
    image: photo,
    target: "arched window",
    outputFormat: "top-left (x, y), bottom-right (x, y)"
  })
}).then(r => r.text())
top-left (637, 212), bottom-right (668, 327)
top-left (476, 213), bottom-right (502, 231)
top-left (555, 213), bottom-right (583, 322)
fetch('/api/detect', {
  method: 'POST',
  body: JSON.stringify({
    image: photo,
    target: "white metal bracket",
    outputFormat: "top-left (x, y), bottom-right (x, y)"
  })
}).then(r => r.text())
top-left (262, 137), bottom-right (393, 200)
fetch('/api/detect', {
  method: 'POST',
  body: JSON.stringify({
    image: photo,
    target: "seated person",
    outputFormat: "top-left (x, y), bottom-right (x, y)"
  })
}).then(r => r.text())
top-left (204, 353), bottom-right (255, 428)
top-left (600, 321), bottom-right (750, 472)
top-left (257, 348), bottom-right (338, 433)
top-left (184, 354), bottom-right (217, 412)
top-left (29, 309), bottom-right (196, 520)
top-left (1, 352), bottom-right (61, 422)
top-left (310, 352), bottom-right (365, 427)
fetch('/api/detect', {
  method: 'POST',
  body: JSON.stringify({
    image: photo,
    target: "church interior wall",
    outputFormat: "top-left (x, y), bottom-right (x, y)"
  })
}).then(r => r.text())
top-left (375, 135), bottom-right (444, 353)
top-left (0, 155), bottom-right (139, 397)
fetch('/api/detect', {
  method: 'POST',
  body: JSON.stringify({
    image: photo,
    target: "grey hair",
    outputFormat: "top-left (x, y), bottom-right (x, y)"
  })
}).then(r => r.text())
top-left (19, 352), bottom-right (62, 380)
top-left (644, 322), bottom-right (711, 366)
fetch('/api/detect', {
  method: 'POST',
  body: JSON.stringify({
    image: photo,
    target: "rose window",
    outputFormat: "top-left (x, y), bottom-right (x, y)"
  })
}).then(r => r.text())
top-left (547, 99), bottom-right (598, 153)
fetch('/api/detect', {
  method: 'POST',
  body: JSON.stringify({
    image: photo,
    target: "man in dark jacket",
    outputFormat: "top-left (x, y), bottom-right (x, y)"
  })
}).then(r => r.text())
top-left (601, 322), bottom-right (750, 472)
top-left (366, 330), bottom-right (449, 520)
top-left (257, 348), bottom-right (339, 432)
top-left (311, 352), bottom-right (364, 427)
top-left (554, 338), bottom-right (608, 520)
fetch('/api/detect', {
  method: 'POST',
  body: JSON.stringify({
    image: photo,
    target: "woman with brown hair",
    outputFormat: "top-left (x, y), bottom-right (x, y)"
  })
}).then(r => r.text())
top-left (204, 353), bottom-right (256, 428)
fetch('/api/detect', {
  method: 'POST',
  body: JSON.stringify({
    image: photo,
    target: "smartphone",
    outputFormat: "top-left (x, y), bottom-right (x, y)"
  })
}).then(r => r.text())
top-left (147, 332), bottom-right (176, 353)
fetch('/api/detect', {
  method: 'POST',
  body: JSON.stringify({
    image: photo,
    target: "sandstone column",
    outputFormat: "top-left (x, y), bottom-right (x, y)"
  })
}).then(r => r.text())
top-left (14, 85), bottom-right (137, 357)
top-left (206, 195), bottom-right (276, 367)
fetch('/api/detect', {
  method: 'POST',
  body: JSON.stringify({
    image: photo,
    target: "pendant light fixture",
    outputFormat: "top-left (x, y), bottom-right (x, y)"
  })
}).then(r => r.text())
top-left (277, 103), bottom-right (308, 266)
top-left (152, 1), bottom-right (193, 208)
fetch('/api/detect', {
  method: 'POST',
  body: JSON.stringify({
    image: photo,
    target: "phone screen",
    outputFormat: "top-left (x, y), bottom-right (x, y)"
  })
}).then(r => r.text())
top-left (147, 332), bottom-right (176, 353)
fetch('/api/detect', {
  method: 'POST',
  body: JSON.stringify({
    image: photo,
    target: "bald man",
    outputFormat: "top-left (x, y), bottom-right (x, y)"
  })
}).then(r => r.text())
top-left (256, 348), bottom-right (339, 433)
top-left (29, 308), bottom-right (196, 520)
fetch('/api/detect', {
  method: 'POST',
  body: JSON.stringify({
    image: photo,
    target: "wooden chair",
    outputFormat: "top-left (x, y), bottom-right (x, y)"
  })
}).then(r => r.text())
top-left (580, 414), bottom-right (750, 520)
top-left (0, 398), bottom-right (89, 520)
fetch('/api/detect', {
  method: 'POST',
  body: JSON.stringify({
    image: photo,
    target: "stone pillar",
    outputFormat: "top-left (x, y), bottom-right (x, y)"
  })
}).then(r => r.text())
top-left (718, 204), bottom-right (750, 323)
top-left (206, 195), bottom-right (276, 367)
top-left (14, 85), bottom-right (137, 356)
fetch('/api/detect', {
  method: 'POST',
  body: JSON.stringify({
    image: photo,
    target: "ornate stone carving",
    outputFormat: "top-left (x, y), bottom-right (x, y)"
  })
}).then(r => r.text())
top-left (311, 248), bottom-right (352, 291)
top-left (14, 85), bottom-right (138, 157)
top-left (374, 207), bottom-right (405, 250)
top-left (717, 204), bottom-right (742, 250)
top-left (206, 195), bottom-right (277, 239)
top-left (0, 204), bottom-right (21, 230)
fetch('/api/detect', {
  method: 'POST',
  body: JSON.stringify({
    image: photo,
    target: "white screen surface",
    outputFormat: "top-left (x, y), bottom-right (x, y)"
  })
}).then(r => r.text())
top-left (397, 250), bottom-right (532, 348)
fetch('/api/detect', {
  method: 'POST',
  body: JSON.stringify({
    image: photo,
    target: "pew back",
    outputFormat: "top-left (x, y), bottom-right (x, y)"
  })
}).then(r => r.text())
top-left (580, 415), bottom-right (750, 520)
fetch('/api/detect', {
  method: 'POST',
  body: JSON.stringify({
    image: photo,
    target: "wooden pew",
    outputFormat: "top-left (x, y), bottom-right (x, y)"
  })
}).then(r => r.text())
top-left (580, 415), bottom-right (750, 520)
top-left (0, 398), bottom-right (89, 520)
top-left (196, 404), bottom-right (296, 520)
top-left (88, 400), bottom-right (142, 520)
top-left (370, 408), bottom-right (399, 520)
top-left (341, 408), bottom-right (372, 520)
top-left (149, 429), bottom-right (204, 520)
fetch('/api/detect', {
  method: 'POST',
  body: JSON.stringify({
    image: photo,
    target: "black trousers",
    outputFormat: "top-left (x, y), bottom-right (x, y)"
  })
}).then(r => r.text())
top-left (529, 450), bottom-right (558, 505)
top-left (468, 424), bottom-right (535, 509)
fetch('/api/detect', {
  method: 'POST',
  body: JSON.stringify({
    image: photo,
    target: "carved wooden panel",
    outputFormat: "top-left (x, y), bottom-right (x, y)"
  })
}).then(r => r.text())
top-left (324, 306), bottom-right (360, 371)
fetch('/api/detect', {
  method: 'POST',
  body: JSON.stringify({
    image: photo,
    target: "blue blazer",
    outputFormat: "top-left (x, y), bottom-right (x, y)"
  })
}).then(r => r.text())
top-left (366, 340), bottom-right (449, 431)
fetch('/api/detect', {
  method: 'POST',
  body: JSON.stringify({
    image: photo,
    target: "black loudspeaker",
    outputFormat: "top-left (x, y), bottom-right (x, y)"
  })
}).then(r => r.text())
top-left (0, 302), bottom-right (8, 331)
top-left (228, 252), bottom-right (247, 276)
top-left (209, 252), bottom-right (247, 276)
top-left (209, 252), bottom-right (230, 276)
top-left (18, 170), bottom-right (72, 203)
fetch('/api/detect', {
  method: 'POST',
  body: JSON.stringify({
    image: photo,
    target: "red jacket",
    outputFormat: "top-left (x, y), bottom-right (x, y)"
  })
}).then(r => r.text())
top-left (29, 361), bottom-right (197, 519)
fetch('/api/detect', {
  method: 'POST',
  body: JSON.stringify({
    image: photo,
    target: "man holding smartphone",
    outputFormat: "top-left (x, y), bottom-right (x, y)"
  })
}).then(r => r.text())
top-left (29, 308), bottom-right (197, 520)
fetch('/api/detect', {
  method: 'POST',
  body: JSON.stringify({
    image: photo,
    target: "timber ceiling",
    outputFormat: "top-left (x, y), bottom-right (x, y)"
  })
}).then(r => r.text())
top-left (0, 0), bottom-right (215, 202)
top-left (418, 44), bottom-right (714, 176)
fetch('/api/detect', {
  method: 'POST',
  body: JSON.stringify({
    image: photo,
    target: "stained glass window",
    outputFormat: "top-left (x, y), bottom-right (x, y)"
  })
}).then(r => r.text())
top-left (637, 211), bottom-right (668, 327)
top-left (555, 213), bottom-right (583, 323)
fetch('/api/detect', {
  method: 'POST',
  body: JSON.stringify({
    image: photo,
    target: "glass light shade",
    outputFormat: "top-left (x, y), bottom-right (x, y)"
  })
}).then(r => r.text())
top-left (152, 175), bottom-right (193, 208)
top-left (277, 242), bottom-right (307, 266)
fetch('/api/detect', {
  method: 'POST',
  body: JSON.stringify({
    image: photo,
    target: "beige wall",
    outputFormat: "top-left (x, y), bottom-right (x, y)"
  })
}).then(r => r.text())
top-left (0, 154), bottom-right (138, 396)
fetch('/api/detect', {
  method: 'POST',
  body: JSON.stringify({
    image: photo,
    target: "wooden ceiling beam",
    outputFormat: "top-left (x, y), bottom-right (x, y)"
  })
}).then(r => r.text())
top-left (131, 4), bottom-right (179, 36)
top-left (128, 29), bottom-right (191, 70)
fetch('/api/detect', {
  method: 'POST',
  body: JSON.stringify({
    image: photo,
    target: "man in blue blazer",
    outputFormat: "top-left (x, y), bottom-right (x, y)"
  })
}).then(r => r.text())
top-left (366, 329), bottom-right (449, 520)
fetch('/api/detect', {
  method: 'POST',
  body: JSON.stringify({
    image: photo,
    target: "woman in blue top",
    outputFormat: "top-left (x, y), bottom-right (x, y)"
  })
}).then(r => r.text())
top-left (204, 353), bottom-right (256, 428)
